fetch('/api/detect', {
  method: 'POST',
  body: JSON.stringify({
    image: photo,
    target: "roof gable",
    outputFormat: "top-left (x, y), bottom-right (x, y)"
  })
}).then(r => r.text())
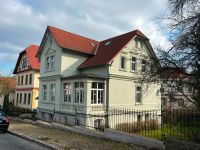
top-left (78, 30), bottom-right (149, 69)
top-left (37, 26), bottom-right (153, 69)
top-left (13, 45), bottom-right (40, 74)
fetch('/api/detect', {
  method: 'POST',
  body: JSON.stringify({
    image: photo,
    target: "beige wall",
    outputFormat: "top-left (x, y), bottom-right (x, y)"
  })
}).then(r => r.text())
top-left (61, 51), bottom-right (87, 77)
top-left (40, 34), bottom-right (62, 77)
top-left (15, 67), bottom-right (40, 110)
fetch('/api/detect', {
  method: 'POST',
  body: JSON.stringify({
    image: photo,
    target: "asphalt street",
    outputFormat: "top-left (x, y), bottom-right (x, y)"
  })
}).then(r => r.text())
top-left (0, 132), bottom-right (50, 150)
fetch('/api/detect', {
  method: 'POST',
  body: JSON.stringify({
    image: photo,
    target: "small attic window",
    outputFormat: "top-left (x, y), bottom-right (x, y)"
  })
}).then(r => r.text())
top-left (90, 43), bottom-right (95, 47)
top-left (105, 41), bottom-right (111, 46)
top-left (50, 37), bottom-right (53, 46)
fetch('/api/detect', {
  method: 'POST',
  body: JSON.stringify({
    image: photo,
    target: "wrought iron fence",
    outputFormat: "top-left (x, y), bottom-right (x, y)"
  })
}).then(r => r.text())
top-left (74, 107), bottom-right (200, 143)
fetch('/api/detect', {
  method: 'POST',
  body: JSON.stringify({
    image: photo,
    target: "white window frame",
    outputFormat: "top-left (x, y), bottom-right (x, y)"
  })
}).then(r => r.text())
top-left (50, 83), bottom-right (56, 101)
top-left (46, 55), bottom-right (55, 71)
top-left (91, 82), bottom-right (104, 105)
top-left (43, 84), bottom-right (47, 101)
top-left (135, 86), bottom-right (142, 104)
top-left (74, 82), bottom-right (84, 104)
top-left (28, 93), bottom-right (31, 105)
top-left (63, 83), bottom-right (71, 103)
top-left (131, 56), bottom-right (137, 71)
top-left (141, 60), bottom-right (146, 72)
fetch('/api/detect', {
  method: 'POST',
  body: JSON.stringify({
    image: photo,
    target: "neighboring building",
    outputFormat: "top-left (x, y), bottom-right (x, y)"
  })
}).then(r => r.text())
top-left (0, 77), bottom-right (16, 110)
top-left (13, 45), bottom-right (40, 110)
top-left (161, 68), bottom-right (194, 109)
top-left (36, 26), bottom-right (161, 126)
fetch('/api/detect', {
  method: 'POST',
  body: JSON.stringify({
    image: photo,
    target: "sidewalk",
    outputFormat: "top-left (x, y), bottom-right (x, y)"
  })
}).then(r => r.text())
top-left (9, 118), bottom-right (145, 150)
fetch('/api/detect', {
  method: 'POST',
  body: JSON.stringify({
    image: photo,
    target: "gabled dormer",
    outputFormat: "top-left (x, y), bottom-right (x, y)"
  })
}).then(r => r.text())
top-left (13, 45), bottom-right (40, 74)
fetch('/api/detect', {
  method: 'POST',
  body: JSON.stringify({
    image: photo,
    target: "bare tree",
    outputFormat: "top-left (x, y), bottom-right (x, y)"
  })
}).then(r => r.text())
top-left (146, 0), bottom-right (200, 109)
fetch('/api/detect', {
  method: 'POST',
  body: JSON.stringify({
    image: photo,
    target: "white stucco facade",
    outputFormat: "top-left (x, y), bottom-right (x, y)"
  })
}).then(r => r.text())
top-left (37, 29), bottom-right (161, 128)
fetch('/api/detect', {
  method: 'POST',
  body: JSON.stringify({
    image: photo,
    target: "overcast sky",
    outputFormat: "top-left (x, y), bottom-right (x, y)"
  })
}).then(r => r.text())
top-left (0, 0), bottom-right (169, 76)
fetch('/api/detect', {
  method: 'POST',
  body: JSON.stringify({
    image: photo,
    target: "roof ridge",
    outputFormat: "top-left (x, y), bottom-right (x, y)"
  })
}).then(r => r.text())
top-left (48, 25), bottom-right (98, 43)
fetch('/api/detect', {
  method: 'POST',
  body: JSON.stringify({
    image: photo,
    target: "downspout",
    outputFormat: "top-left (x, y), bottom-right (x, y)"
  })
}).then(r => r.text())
top-left (105, 64), bottom-right (110, 128)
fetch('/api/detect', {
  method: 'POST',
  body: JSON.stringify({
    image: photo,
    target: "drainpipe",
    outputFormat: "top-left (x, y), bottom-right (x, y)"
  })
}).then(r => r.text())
top-left (105, 64), bottom-right (110, 128)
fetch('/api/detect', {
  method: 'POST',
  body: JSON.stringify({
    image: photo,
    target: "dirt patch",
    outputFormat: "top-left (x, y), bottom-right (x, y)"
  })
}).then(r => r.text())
top-left (9, 119), bottom-right (145, 150)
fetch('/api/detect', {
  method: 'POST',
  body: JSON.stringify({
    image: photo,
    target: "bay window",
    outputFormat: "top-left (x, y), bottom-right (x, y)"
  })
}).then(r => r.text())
top-left (91, 82), bottom-right (104, 104)
top-left (63, 83), bottom-right (71, 103)
top-left (43, 85), bottom-right (47, 101)
top-left (74, 82), bottom-right (84, 104)
top-left (50, 83), bottom-right (55, 101)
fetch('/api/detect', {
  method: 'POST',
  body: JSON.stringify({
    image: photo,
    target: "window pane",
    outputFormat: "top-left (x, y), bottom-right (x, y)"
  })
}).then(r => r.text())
top-left (98, 83), bottom-right (104, 89)
top-left (121, 56), bottom-right (125, 69)
top-left (92, 82), bottom-right (97, 88)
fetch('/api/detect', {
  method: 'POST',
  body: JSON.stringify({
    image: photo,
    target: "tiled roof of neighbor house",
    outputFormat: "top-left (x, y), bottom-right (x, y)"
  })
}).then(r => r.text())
top-left (48, 26), bottom-right (99, 54)
top-left (0, 77), bottom-right (16, 91)
top-left (13, 45), bottom-right (40, 74)
top-left (46, 26), bottom-right (149, 69)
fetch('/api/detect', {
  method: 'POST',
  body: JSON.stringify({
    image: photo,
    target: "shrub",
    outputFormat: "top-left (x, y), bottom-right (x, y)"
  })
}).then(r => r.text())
top-left (116, 119), bottom-right (158, 133)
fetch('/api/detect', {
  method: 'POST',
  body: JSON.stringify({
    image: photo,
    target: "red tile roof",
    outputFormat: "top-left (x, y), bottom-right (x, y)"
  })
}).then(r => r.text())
top-left (13, 45), bottom-right (40, 74)
top-left (48, 26), bottom-right (98, 54)
top-left (79, 30), bottom-right (148, 69)
top-left (44, 26), bottom-right (149, 69)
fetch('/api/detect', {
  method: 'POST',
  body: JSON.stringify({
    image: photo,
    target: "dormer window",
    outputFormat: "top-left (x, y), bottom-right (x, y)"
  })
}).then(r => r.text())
top-left (22, 57), bottom-right (28, 69)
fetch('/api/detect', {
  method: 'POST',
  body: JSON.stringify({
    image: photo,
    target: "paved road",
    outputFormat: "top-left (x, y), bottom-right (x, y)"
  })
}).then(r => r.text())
top-left (0, 133), bottom-right (50, 150)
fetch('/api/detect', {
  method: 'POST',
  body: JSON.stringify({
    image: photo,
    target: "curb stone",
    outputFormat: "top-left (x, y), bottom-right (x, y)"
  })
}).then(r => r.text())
top-left (8, 131), bottom-right (63, 150)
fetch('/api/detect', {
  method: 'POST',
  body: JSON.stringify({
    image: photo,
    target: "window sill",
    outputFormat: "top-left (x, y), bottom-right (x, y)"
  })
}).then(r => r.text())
top-left (119, 69), bottom-right (127, 72)
top-left (44, 69), bottom-right (55, 73)
top-left (135, 103), bottom-right (142, 105)
top-left (91, 103), bottom-right (104, 105)
top-left (130, 70), bottom-right (137, 73)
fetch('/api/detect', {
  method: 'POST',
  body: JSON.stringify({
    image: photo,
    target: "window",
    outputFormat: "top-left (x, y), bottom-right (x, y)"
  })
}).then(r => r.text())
top-left (135, 86), bottom-right (142, 104)
top-left (63, 83), bottom-right (71, 103)
top-left (29, 74), bottom-right (32, 84)
top-left (20, 93), bottom-right (22, 104)
top-left (16, 93), bottom-right (19, 104)
top-left (46, 57), bottom-right (50, 71)
top-left (46, 55), bottom-right (55, 71)
top-left (21, 75), bottom-right (24, 85)
top-left (120, 56), bottom-right (126, 70)
top-left (50, 83), bottom-right (55, 101)
top-left (91, 82), bottom-right (104, 104)
top-left (136, 39), bottom-right (143, 49)
top-left (18, 76), bottom-right (20, 85)
top-left (74, 82), bottom-right (84, 104)
top-left (28, 93), bottom-right (31, 105)
top-left (178, 98), bottom-right (184, 107)
top-left (178, 85), bottom-right (183, 92)
top-left (131, 57), bottom-right (136, 71)
top-left (50, 56), bottom-right (55, 70)
top-left (137, 115), bottom-right (142, 122)
top-left (43, 85), bottom-right (47, 101)
top-left (141, 60), bottom-right (146, 72)
top-left (145, 114), bottom-right (150, 120)
top-left (25, 74), bottom-right (28, 85)
top-left (22, 58), bottom-right (28, 68)
top-left (24, 93), bottom-right (27, 104)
